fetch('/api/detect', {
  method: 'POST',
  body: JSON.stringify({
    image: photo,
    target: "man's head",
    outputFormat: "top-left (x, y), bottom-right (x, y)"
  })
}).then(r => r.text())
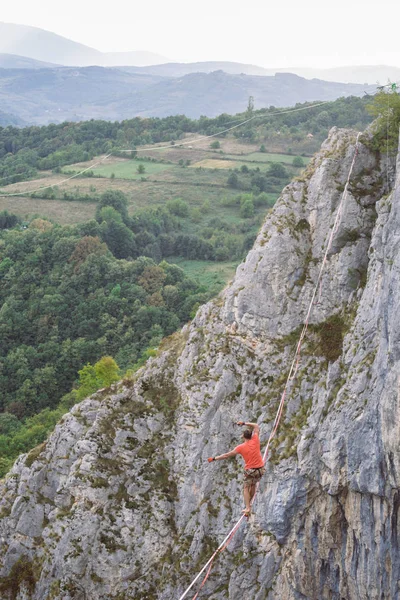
top-left (243, 429), bottom-right (253, 440)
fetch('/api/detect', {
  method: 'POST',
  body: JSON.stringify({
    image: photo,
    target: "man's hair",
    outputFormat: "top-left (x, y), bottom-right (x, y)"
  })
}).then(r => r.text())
top-left (243, 429), bottom-right (253, 440)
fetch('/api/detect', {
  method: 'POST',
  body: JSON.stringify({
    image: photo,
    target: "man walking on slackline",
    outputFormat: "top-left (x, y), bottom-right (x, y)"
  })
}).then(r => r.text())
top-left (208, 421), bottom-right (265, 516)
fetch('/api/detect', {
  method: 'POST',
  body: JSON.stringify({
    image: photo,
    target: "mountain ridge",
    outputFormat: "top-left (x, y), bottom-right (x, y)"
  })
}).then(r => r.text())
top-left (1, 22), bottom-right (399, 84)
top-left (0, 67), bottom-right (375, 125)
top-left (0, 22), bottom-right (169, 67)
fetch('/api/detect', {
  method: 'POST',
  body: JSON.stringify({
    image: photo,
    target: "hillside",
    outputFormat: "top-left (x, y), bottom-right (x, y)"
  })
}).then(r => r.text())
top-left (0, 122), bottom-right (399, 598)
top-left (0, 53), bottom-right (59, 69)
top-left (0, 67), bottom-right (375, 124)
top-left (0, 22), bottom-right (169, 67)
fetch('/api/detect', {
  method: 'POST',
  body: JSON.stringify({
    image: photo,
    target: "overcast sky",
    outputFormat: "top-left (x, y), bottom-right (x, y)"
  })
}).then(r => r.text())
top-left (2, 0), bottom-right (400, 68)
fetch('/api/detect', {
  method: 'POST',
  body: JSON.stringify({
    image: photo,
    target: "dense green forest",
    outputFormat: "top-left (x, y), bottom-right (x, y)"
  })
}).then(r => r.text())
top-left (0, 212), bottom-right (210, 415)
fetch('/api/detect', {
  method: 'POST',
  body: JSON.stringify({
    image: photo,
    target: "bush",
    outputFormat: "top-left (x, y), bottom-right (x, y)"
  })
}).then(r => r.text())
top-left (267, 162), bottom-right (287, 178)
top-left (0, 211), bottom-right (19, 229)
top-left (292, 156), bottom-right (305, 167)
top-left (240, 197), bottom-right (254, 218)
top-left (253, 192), bottom-right (275, 208)
top-left (76, 356), bottom-right (120, 401)
top-left (227, 172), bottom-right (240, 188)
top-left (166, 198), bottom-right (189, 217)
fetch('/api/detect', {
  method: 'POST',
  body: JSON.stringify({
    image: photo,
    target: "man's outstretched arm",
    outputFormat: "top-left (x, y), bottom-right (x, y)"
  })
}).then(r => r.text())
top-left (237, 421), bottom-right (260, 436)
top-left (208, 449), bottom-right (237, 462)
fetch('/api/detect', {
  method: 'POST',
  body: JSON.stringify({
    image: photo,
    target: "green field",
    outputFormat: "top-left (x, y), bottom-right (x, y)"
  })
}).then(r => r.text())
top-left (65, 160), bottom-right (174, 180)
top-left (168, 257), bottom-right (238, 290)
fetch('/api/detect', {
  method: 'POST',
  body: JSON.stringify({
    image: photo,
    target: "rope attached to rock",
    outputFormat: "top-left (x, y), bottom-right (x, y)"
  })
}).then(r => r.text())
top-left (178, 131), bottom-right (362, 600)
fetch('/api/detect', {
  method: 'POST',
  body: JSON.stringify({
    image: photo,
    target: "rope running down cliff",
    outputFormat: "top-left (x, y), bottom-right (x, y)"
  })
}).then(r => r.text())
top-left (178, 131), bottom-right (362, 600)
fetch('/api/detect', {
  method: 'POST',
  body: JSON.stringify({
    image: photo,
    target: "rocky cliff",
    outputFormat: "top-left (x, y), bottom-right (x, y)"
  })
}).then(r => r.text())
top-left (1, 126), bottom-right (399, 600)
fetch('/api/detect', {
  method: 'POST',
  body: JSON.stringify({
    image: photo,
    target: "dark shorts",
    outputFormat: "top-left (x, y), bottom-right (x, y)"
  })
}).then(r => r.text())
top-left (243, 467), bottom-right (265, 488)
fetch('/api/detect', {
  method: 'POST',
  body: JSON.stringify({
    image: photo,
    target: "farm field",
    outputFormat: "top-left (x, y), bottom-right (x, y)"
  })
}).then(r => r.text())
top-left (168, 258), bottom-right (239, 291)
top-left (76, 159), bottom-right (175, 180)
top-left (190, 159), bottom-right (236, 169)
top-left (0, 194), bottom-right (96, 224)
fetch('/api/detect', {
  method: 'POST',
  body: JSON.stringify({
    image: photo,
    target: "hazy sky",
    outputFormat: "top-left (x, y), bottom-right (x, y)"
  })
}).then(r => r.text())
top-left (2, 0), bottom-right (400, 68)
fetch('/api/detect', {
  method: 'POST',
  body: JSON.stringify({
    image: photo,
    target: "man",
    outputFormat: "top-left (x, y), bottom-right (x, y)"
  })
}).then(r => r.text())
top-left (208, 421), bottom-right (265, 516)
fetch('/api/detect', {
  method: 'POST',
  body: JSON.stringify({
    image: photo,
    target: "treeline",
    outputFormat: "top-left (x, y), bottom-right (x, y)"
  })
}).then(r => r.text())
top-left (235, 96), bottom-right (373, 147)
top-left (0, 97), bottom-right (374, 186)
top-left (0, 214), bottom-right (210, 421)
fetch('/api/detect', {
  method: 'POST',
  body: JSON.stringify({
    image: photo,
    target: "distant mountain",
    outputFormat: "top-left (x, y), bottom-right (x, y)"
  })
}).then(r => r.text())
top-left (120, 63), bottom-right (400, 86)
top-left (0, 22), bottom-right (169, 67)
top-left (0, 53), bottom-right (59, 69)
top-left (0, 67), bottom-right (375, 125)
top-left (0, 109), bottom-right (25, 127)
top-left (2, 22), bottom-right (397, 85)
top-left (275, 65), bottom-right (400, 85)
top-left (0, 66), bottom-right (163, 123)
top-left (118, 71), bottom-right (375, 119)
top-left (120, 61), bottom-right (272, 77)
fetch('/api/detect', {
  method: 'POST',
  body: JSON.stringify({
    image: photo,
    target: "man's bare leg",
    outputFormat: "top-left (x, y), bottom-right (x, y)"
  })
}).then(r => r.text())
top-left (243, 486), bottom-right (251, 514)
top-left (249, 483), bottom-right (256, 504)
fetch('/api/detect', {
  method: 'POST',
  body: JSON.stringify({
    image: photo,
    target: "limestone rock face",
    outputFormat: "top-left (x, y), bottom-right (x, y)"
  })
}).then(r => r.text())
top-left (1, 127), bottom-right (400, 600)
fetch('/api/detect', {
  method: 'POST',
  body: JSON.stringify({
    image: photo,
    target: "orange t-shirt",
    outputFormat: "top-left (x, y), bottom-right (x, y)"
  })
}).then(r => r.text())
top-left (234, 433), bottom-right (264, 470)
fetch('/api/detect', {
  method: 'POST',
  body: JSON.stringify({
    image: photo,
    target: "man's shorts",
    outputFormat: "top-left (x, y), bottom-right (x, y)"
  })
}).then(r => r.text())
top-left (243, 466), bottom-right (265, 488)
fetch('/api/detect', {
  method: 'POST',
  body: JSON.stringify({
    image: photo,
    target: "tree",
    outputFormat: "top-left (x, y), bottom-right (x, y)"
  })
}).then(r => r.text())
top-left (138, 265), bottom-right (167, 294)
top-left (137, 163), bottom-right (146, 174)
top-left (260, 144), bottom-right (266, 153)
top-left (210, 140), bottom-right (220, 149)
top-left (240, 197), bottom-right (254, 218)
top-left (94, 356), bottom-right (120, 387)
top-left (69, 236), bottom-right (108, 271)
top-left (29, 219), bottom-right (53, 232)
top-left (100, 216), bottom-right (136, 259)
top-left (0, 211), bottom-right (19, 229)
top-left (96, 190), bottom-right (129, 224)
top-left (0, 413), bottom-right (22, 435)
top-left (227, 172), bottom-right (240, 188)
top-left (166, 198), bottom-right (189, 217)
top-left (267, 162), bottom-right (287, 178)
top-left (191, 208), bottom-right (202, 223)
top-left (367, 88), bottom-right (400, 151)
top-left (76, 356), bottom-right (120, 400)
top-left (292, 156), bottom-right (305, 167)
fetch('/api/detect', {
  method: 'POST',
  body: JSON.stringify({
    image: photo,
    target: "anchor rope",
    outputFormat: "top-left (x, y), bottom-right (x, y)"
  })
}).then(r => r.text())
top-left (178, 131), bottom-right (362, 600)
